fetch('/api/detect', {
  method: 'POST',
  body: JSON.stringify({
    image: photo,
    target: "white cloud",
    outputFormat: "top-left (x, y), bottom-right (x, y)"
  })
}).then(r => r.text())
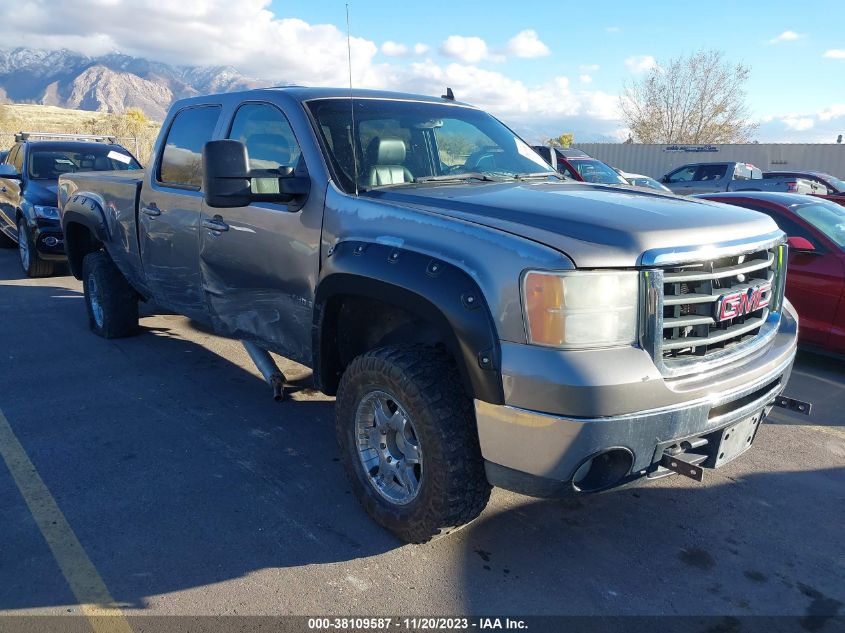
top-left (504, 30), bottom-right (549, 58)
top-left (605, 26), bottom-right (621, 33)
top-left (823, 49), bottom-right (845, 59)
top-left (381, 41), bottom-right (408, 57)
top-left (0, 0), bottom-right (380, 86)
top-left (440, 35), bottom-right (492, 64)
top-left (0, 0), bottom-right (630, 141)
top-left (625, 55), bottom-right (657, 74)
top-left (819, 104), bottom-right (845, 121)
top-left (757, 103), bottom-right (845, 141)
top-left (781, 115), bottom-right (814, 131)
top-left (579, 74), bottom-right (592, 84)
top-left (579, 64), bottom-right (600, 72)
top-left (768, 30), bottom-right (802, 44)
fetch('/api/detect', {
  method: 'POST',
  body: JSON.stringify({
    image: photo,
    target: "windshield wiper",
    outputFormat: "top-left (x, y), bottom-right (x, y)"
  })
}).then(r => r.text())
top-left (512, 171), bottom-right (563, 181)
top-left (414, 172), bottom-right (501, 183)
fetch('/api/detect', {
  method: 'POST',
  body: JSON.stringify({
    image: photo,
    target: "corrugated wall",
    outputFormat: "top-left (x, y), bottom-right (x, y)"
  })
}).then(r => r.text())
top-left (571, 144), bottom-right (845, 180)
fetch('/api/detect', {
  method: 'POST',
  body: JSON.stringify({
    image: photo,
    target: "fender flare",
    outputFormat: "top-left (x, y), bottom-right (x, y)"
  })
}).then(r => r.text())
top-left (60, 194), bottom-right (110, 278)
top-left (313, 240), bottom-right (504, 405)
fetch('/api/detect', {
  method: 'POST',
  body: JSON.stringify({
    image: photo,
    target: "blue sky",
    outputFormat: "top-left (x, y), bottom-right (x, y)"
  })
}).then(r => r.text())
top-left (3, 0), bottom-right (843, 142)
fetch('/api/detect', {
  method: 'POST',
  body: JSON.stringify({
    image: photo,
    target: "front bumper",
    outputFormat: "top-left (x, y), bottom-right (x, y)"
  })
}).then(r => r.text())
top-left (476, 302), bottom-right (798, 497)
top-left (32, 220), bottom-right (66, 261)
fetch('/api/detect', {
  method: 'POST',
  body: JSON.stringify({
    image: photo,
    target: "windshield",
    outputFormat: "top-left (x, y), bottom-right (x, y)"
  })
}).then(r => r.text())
top-left (306, 98), bottom-right (553, 192)
top-left (571, 159), bottom-right (627, 184)
top-left (793, 201), bottom-right (845, 250)
top-left (27, 146), bottom-right (141, 181)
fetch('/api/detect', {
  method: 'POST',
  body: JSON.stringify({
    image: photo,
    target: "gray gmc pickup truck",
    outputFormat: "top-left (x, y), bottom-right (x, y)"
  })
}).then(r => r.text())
top-left (58, 88), bottom-right (799, 543)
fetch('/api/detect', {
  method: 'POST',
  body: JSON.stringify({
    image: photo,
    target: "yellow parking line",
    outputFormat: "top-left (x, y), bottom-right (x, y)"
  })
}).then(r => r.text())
top-left (0, 409), bottom-right (133, 633)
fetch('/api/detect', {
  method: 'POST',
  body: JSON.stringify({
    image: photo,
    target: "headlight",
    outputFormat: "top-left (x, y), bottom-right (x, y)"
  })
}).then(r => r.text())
top-left (34, 205), bottom-right (60, 220)
top-left (522, 270), bottom-right (639, 348)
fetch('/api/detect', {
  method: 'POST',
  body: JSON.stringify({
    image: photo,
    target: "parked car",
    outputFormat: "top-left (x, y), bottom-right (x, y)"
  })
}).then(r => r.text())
top-left (58, 87), bottom-right (798, 543)
top-left (763, 170), bottom-right (845, 207)
top-left (532, 146), bottom-right (629, 185)
top-left (697, 192), bottom-right (844, 355)
top-left (618, 170), bottom-right (672, 193)
top-left (661, 162), bottom-right (821, 195)
top-left (0, 133), bottom-right (141, 277)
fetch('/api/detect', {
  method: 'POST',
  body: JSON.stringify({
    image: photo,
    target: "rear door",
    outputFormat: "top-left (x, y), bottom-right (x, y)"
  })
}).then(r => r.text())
top-left (0, 145), bottom-right (23, 239)
top-left (139, 104), bottom-right (221, 320)
top-left (687, 163), bottom-right (729, 194)
top-left (198, 101), bottom-right (322, 365)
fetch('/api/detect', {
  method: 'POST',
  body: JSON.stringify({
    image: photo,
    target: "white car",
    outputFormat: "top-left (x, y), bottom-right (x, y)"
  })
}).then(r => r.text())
top-left (619, 170), bottom-right (673, 193)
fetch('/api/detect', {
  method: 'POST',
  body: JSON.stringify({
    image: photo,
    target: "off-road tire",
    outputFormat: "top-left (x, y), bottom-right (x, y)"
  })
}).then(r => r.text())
top-left (18, 219), bottom-right (55, 277)
top-left (82, 251), bottom-right (139, 338)
top-left (336, 345), bottom-right (491, 543)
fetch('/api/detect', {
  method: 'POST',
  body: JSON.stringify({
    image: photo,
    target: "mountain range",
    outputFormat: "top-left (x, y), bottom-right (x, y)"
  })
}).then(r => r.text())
top-left (0, 48), bottom-right (272, 120)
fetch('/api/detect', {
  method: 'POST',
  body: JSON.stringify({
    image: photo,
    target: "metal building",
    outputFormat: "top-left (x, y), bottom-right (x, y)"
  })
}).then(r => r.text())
top-left (572, 143), bottom-right (845, 180)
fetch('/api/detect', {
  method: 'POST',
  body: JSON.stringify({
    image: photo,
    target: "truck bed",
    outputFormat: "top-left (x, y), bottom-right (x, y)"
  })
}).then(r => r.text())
top-left (58, 169), bottom-right (146, 282)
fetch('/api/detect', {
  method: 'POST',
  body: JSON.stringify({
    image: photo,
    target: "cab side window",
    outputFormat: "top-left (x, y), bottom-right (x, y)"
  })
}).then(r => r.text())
top-left (228, 103), bottom-right (302, 195)
top-left (159, 106), bottom-right (221, 189)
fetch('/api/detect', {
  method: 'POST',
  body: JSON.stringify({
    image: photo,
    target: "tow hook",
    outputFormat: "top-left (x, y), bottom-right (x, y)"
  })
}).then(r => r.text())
top-left (773, 395), bottom-right (812, 416)
top-left (660, 454), bottom-right (704, 482)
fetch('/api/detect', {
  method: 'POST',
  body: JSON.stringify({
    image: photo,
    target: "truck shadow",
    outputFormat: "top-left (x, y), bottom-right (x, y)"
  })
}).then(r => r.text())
top-left (0, 268), bottom-right (842, 619)
top-left (453, 466), bottom-right (845, 620)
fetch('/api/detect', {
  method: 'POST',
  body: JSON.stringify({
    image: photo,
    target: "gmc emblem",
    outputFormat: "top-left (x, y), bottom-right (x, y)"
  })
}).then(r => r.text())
top-left (714, 281), bottom-right (772, 322)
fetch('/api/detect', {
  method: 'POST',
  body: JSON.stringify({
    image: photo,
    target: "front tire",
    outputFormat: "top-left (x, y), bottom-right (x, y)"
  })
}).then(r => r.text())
top-left (18, 218), bottom-right (54, 277)
top-left (336, 345), bottom-right (491, 543)
top-left (82, 251), bottom-right (139, 338)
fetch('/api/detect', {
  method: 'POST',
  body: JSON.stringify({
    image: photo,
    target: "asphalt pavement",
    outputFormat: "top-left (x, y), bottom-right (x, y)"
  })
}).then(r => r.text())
top-left (0, 247), bottom-right (842, 628)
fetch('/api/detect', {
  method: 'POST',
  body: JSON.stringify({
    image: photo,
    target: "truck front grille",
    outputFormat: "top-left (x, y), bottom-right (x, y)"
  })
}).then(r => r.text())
top-left (648, 243), bottom-right (786, 377)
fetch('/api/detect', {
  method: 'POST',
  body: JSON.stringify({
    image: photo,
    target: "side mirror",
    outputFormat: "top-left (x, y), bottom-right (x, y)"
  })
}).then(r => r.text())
top-left (661, 175), bottom-right (669, 183)
top-left (0, 164), bottom-right (22, 179)
top-left (202, 139), bottom-right (310, 209)
top-left (787, 236), bottom-right (816, 252)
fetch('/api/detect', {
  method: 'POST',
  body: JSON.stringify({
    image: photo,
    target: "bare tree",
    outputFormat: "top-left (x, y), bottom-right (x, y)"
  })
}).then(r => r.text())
top-left (620, 50), bottom-right (757, 144)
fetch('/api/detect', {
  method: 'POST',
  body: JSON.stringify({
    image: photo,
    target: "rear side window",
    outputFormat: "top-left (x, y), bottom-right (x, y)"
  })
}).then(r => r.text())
top-left (159, 106), bottom-right (221, 188)
top-left (11, 145), bottom-right (24, 172)
top-left (694, 164), bottom-right (727, 181)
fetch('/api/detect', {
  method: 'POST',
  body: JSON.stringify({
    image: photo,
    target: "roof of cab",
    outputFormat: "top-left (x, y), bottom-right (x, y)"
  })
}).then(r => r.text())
top-left (170, 86), bottom-right (476, 109)
top-left (695, 191), bottom-right (819, 206)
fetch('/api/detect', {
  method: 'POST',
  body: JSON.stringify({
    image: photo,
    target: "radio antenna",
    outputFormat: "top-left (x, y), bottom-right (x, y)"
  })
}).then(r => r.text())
top-left (346, 3), bottom-right (359, 196)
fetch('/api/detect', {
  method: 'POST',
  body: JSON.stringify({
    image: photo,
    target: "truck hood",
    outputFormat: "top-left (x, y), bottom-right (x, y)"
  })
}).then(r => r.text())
top-left (24, 181), bottom-right (59, 206)
top-left (366, 182), bottom-right (780, 267)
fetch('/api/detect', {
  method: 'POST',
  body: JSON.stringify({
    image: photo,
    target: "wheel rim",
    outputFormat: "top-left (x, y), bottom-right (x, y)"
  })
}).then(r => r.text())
top-left (17, 221), bottom-right (30, 271)
top-left (88, 273), bottom-right (104, 328)
top-left (355, 390), bottom-right (423, 505)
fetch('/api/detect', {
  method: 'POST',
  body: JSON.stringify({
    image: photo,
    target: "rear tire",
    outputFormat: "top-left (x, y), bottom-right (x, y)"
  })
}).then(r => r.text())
top-left (336, 345), bottom-right (491, 543)
top-left (82, 251), bottom-right (139, 338)
top-left (18, 219), bottom-right (55, 277)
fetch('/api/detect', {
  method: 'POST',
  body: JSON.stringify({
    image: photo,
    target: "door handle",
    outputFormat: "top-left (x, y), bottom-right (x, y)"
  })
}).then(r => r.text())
top-left (141, 204), bottom-right (161, 217)
top-left (202, 217), bottom-right (229, 232)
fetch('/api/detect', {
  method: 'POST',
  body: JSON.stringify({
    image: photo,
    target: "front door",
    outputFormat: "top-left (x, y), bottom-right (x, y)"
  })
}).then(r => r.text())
top-left (139, 105), bottom-right (222, 320)
top-left (199, 102), bottom-right (322, 365)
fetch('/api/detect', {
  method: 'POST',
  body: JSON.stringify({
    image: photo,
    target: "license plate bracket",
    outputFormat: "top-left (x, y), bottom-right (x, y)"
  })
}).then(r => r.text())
top-left (712, 413), bottom-right (762, 468)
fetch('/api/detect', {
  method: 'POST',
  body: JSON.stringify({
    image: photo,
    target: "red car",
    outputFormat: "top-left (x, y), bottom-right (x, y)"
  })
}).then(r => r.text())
top-left (532, 146), bottom-right (628, 185)
top-left (763, 170), bottom-right (845, 207)
top-left (699, 192), bottom-right (845, 355)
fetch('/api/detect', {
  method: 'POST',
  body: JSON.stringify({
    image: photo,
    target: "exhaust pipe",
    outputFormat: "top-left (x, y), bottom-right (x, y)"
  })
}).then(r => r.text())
top-left (242, 341), bottom-right (287, 402)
